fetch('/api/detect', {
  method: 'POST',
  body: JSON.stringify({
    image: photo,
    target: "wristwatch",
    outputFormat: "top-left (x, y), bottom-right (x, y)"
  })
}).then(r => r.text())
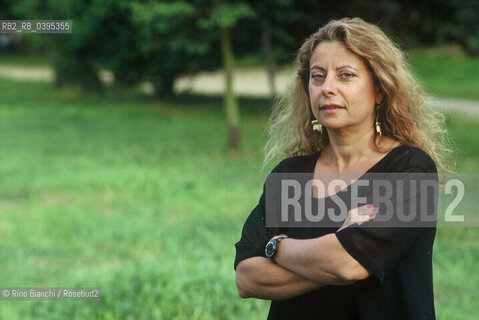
top-left (265, 236), bottom-right (287, 261)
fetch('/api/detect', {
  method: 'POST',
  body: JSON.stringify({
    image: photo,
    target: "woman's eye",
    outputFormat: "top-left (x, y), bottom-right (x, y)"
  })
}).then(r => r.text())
top-left (341, 72), bottom-right (355, 79)
top-left (311, 73), bottom-right (324, 80)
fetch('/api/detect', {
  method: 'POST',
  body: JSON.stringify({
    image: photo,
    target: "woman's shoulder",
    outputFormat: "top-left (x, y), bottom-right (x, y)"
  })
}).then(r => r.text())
top-left (270, 153), bottom-right (319, 174)
top-left (382, 145), bottom-right (437, 173)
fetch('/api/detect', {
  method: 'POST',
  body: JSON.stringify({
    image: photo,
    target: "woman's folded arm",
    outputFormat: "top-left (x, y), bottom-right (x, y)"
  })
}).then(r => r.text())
top-left (235, 255), bottom-right (355, 300)
top-left (274, 233), bottom-right (370, 282)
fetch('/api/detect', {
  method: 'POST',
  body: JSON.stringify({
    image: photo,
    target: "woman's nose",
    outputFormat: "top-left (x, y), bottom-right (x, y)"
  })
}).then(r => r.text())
top-left (322, 75), bottom-right (336, 96)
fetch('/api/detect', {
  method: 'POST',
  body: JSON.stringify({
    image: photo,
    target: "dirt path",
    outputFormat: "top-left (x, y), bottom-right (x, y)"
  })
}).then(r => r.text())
top-left (1, 64), bottom-right (478, 117)
top-left (427, 97), bottom-right (479, 117)
top-left (0, 65), bottom-right (54, 81)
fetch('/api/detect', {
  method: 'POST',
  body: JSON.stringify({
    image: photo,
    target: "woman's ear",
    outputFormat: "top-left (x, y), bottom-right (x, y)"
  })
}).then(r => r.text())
top-left (375, 90), bottom-right (383, 105)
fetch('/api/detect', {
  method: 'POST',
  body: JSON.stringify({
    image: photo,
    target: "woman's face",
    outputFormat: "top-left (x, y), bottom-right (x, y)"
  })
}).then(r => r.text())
top-left (309, 40), bottom-right (379, 134)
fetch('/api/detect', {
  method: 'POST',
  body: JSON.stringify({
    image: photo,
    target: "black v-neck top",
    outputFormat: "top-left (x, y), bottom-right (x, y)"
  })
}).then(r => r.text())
top-left (234, 145), bottom-right (438, 320)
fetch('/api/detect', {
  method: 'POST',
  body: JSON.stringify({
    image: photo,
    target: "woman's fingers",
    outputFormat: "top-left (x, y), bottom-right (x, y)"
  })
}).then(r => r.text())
top-left (338, 204), bottom-right (379, 231)
top-left (349, 204), bottom-right (378, 224)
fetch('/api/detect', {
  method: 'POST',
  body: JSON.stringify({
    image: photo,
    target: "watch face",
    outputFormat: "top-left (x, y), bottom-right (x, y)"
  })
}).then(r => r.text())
top-left (265, 241), bottom-right (275, 257)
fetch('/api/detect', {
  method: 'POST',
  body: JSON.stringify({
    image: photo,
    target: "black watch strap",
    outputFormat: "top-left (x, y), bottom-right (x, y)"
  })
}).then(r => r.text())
top-left (265, 236), bottom-right (287, 261)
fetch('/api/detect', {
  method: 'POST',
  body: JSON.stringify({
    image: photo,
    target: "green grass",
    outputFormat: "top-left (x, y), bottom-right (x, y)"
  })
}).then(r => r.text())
top-left (0, 53), bottom-right (50, 66)
top-left (0, 78), bottom-right (478, 319)
top-left (409, 49), bottom-right (479, 100)
top-left (0, 79), bottom-right (272, 319)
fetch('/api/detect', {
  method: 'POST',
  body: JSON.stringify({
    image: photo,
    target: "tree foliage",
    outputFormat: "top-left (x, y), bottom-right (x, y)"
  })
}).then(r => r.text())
top-left (5, 0), bottom-right (479, 91)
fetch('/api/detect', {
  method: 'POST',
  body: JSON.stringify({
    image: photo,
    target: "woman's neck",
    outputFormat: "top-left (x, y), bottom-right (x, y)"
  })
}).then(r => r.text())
top-left (323, 128), bottom-right (377, 172)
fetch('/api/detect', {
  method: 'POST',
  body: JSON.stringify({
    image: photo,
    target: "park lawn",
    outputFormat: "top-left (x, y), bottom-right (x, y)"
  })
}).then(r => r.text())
top-left (0, 78), bottom-right (478, 319)
top-left (408, 50), bottom-right (479, 100)
top-left (0, 54), bottom-right (50, 66)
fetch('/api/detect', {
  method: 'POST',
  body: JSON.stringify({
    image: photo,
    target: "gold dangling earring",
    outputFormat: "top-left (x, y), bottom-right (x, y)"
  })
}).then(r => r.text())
top-left (375, 109), bottom-right (382, 136)
top-left (311, 120), bottom-right (322, 134)
top-left (375, 121), bottom-right (382, 136)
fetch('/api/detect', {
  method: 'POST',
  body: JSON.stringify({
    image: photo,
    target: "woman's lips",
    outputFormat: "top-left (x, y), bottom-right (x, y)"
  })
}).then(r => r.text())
top-left (320, 104), bottom-right (344, 113)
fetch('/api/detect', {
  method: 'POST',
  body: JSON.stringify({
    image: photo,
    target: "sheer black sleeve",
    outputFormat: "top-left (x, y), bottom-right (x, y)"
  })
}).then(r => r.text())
top-left (234, 184), bottom-right (270, 270)
top-left (335, 147), bottom-right (438, 282)
top-left (233, 157), bottom-right (305, 270)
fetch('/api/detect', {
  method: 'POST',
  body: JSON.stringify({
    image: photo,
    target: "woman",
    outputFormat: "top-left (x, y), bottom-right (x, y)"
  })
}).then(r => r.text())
top-left (234, 18), bottom-right (452, 319)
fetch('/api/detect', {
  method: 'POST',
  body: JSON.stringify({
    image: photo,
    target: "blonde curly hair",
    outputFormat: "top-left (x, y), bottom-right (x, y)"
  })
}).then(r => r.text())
top-left (264, 17), bottom-right (453, 171)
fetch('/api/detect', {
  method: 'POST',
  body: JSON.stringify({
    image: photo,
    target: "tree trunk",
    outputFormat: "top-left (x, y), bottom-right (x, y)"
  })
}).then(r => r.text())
top-left (220, 27), bottom-right (240, 151)
top-left (262, 19), bottom-right (277, 102)
top-left (397, 1), bottom-right (410, 50)
top-left (151, 75), bottom-right (174, 97)
top-left (80, 58), bottom-right (104, 93)
top-left (53, 55), bottom-right (103, 93)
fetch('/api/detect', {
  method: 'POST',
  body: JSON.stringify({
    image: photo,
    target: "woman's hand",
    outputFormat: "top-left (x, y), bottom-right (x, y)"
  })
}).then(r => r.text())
top-left (337, 204), bottom-right (378, 232)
